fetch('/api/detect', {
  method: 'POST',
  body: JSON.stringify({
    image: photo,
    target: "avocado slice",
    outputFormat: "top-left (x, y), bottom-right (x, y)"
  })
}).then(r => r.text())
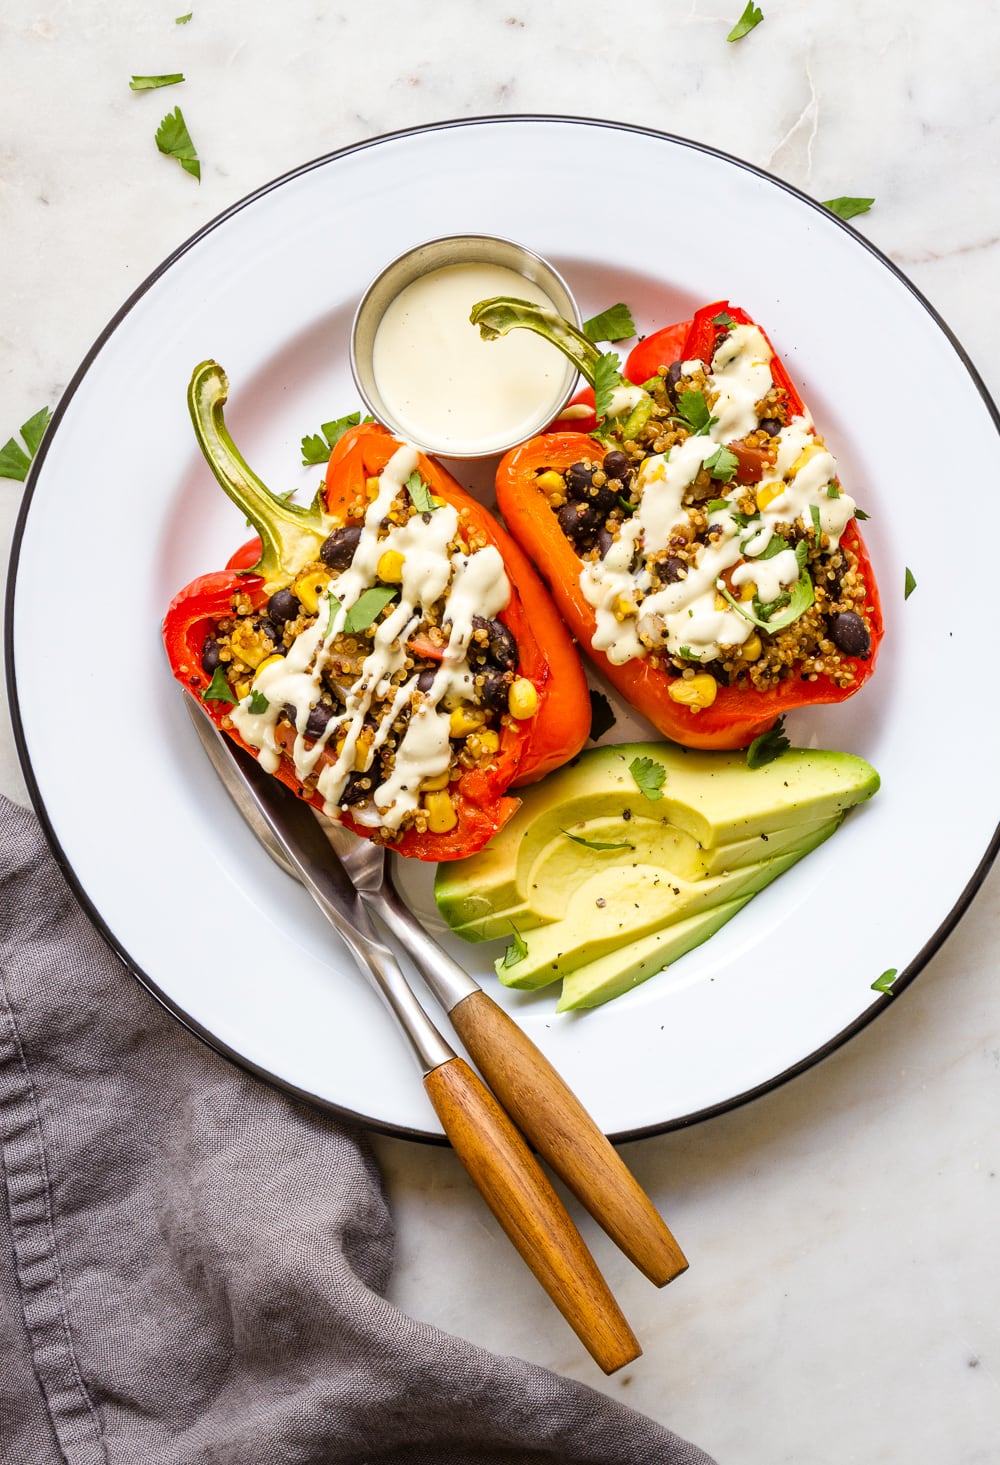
top-left (434, 741), bottom-right (880, 941)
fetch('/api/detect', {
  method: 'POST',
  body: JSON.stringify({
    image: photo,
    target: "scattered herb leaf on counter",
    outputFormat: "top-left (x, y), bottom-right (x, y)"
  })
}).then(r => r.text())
top-left (0, 407), bottom-right (51, 482)
top-left (629, 755), bottom-right (666, 801)
top-left (872, 968), bottom-right (899, 994)
top-left (746, 717), bottom-right (791, 769)
top-left (499, 923), bottom-right (529, 970)
top-left (156, 106), bottom-right (200, 180)
top-left (300, 410), bottom-right (370, 465)
top-left (583, 304), bottom-right (636, 344)
top-left (904, 567), bottom-right (917, 600)
top-left (588, 690), bottom-right (616, 741)
top-left (176, 11), bottom-right (193, 21)
top-left (823, 197), bottom-right (875, 221)
top-left (562, 829), bottom-right (635, 852)
top-left (130, 74), bottom-right (184, 91)
top-left (727, 2), bottom-right (763, 41)
top-left (202, 665), bottom-right (237, 704)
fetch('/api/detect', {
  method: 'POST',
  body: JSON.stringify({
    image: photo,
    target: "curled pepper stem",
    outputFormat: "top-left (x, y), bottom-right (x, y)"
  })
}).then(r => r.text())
top-left (188, 360), bottom-right (332, 590)
top-left (470, 298), bottom-right (604, 386)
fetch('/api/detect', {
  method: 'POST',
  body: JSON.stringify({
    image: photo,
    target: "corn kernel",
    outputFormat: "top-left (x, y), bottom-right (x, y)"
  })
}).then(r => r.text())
top-left (292, 568), bottom-right (331, 614)
top-left (739, 635), bottom-right (762, 663)
top-left (365, 475), bottom-right (381, 501)
top-left (508, 678), bottom-right (538, 720)
top-left (449, 706), bottom-right (487, 739)
top-left (535, 470), bottom-right (565, 494)
top-left (377, 549), bottom-right (405, 583)
top-left (756, 480), bottom-right (784, 511)
top-left (613, 594), bottom-right (636, 622)
top-left (353, 727), bottom-right (374, 772)
top-left (229, 621), bottom-right (273, 669)
top-left (256, 654), bottom-right (285, 676)
top-left (473, 729), bottom-right (500, 755)
top-left (424, 790), bottom-right (458, 833)
top-left (235, 678), bottom-right (251, 700)
top-left (422, 770), bottom-right (451, 792)
top-left (789, 443), bottom-right (822, 477)
top-left (667, 673), bottom-right (718, 710)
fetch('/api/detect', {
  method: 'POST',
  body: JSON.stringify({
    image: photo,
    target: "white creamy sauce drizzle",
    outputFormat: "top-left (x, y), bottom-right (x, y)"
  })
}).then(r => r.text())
top-left (579, 322), bottom-right (857, 664)
top-left (231, 443), bottom-right (510, 830)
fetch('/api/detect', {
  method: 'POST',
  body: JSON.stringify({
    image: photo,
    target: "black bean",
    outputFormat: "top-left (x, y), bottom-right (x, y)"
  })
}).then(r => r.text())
top-left (485, 619), bottom-right (518, 671)
top-left (602, 450), bottom-right (631, 482)
top-left (416, 668), bottom-right (436, 693)
top-left (201, 636), bottom-right (223, 674)
top-left (479, 668), bottom-right (512, 711)
top-left (253, 616), bottom-right (280, 646)
top-left (597, 527), bottom-right (614, 559)
top-left (556, 501), bottom-right (599, 547)
top-left (585, 481), bottom-right (618, 515)
top-left (267, 587), bottom-right (301, 623)
top-left (320, 525), bottom-right (361, 569)
top-left (657, 556), bottom-right (687, 584)
top-left (339, 773), bottom-right (371, 807)
top-left (758, 417), bottom-right (782, 438)
top-left (565, 461), bottom-right (596, 499)
top-left (305, 702), bottom-right (334, 739)
top-left (664, 361), bottom-right (685, 398)
top-left (828, 612), bottom-right (871, 659)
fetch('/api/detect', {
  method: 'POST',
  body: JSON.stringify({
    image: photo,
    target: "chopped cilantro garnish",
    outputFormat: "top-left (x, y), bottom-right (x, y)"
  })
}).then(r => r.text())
top-left (871, 967), bottom-right (899, 994)
top-left (248, 690), bottom-right (269, 714)
top-left (582, 304), bottom-right (636, 344)
top-left (746, 717), bottom-right (791, 769)
top-left (593, 352), bottom-right (624, 422)
top-left (0, 407), bottom-right (51, 481)
top-left (673, 389), bottom-right (716, 437)
top-left (202, 666), bottom-right (236, 704)
top-left (155, 106), bottom-right (200, 180)
top-left (588, 690), bottom-right (616, 741)
top-left (705, 445), bottom-right (739, 483)
top-left (705, 498), bottom-right (732, 513)
top-left (498, 923), bottom-right (529, 969)
top-left (343, 586), bottom-right (398, 633)
top-left (176, 11), bottom-right (192, 20)
top-left (904, 566), bottom-right (917, 600)
top-left (854, 507), bottom-right (870, 520)
top-left (300, 410), bottom-right (370, 466)
top-left (130, 74), bottom-right (184, 90)
top-left (727, 2), bottom-right (763, 41)
top-left (809, 503), bottom-right (822, 539)
top-left (629, 755), bottom-right (666, 801)
top-left (826, 483), bottom-right (841, 498)
top-left (823, 196), bottom-right (875, 221)
top-left (711, 310), bottom-right (735, 327)
top-left (406, 470), bottom-right (437, 513)
top-left (561, 829), bottom-right (635, 852)
top-left (757, 532), bottom-right (789, 561)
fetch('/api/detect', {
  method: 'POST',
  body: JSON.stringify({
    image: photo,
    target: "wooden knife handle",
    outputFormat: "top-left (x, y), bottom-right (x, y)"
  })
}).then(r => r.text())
top-left (423, 1056), bottom-right (640, 1375)
top-left (448, 990), bottom-right (688, 1287)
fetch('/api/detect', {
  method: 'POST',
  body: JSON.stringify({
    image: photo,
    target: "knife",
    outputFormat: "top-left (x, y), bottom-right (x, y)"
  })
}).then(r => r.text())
top-left (185, 698), bottom-right (640, 1374)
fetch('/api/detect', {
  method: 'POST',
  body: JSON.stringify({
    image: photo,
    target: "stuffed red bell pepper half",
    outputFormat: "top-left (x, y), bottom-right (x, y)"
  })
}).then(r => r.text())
top-left (473, 298), bottom-right (883, 751)
top-left (163, 362), bottom-right (591, 860)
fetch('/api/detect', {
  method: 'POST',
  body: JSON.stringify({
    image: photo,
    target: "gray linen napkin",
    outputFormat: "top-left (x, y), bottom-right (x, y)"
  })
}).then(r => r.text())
top-left (0, 796), bottom-right (717, 1465)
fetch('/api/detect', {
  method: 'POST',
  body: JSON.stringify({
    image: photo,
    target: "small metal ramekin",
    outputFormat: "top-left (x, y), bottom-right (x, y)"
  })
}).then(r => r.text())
top-left (349, 233), bottom-right (580, 458)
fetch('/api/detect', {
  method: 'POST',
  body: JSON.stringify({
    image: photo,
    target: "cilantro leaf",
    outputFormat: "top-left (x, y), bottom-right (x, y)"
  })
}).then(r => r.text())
top-left (854, 506), bottom-right (870, 520)
top-left (155, 106), bottom-right (200, 180)
top-left (0, 407), bottom-right (51, 481)
top-left (202, 666), bottom-right (236, 704)
top-left (248, 690), bottom-right (269, 714)
top-left (705, 498), bottom-right (731, 513)
top-left (176, 11), bottom-right (193, 20)
top-left (904, 566), bottom-right (917, 600)
top-left (130, 74), bottom-right (184, 90)
top-left (823, 196), bottom-right (875, 221)
top-left (704, 445), bottom-right (739, 483)
top-left (583, 304), bottom-right (637, 344)
top-left (727, 2), bottom-right (763, 41)
top-left (588, 690), bottom-right (616, 741)
top-left (561, 829), bottom-right (635, 852)
top-left (673, 389), bottom-right (716, 436)
top-left (300, 410), bottom-right (368, 465)
top-left (871, 967), bottom-right (899, 994)
top-left (498, 923), bottom-right (529, 969)
top-left (629, 755), bottom-right (666, 801)
top-left (343, 586), bottom-right (398, 633)
top-left (746, 717), bottom-right (791, 769)
top-left (809, 503), bottom-right (823, 540)
top-left (406, 470), bottom-right (437, 513)
top-left (712, 310), bottom-right (736, 328)
top-left (593, 352), bottom-right (624, 422)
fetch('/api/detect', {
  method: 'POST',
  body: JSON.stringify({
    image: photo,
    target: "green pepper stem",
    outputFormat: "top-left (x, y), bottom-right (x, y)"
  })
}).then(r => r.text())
top-left (470, 297), bottom-right (604, 386)
top-left (188, 361), bottom-right (332, 590)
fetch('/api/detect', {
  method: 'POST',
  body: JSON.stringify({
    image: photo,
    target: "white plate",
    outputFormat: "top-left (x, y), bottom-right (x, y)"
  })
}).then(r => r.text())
top-left (7, 117), bottom-right (1000, 1140)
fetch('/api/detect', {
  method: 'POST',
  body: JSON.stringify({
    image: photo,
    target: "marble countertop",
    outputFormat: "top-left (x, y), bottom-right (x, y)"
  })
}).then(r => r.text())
top-left (3, 3), bottom-right (999, 1460)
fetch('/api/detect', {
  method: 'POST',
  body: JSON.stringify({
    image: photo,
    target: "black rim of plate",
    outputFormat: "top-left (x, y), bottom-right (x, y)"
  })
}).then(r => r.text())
top-left (7, 114), bottom-right (1000, 1144)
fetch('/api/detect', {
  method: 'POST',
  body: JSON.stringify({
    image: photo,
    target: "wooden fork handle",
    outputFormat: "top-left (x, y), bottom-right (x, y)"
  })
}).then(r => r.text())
top-left (423, 1056), bottom-right (640, 1375)
top-left (448, 991), bottom-right (688, 1287)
